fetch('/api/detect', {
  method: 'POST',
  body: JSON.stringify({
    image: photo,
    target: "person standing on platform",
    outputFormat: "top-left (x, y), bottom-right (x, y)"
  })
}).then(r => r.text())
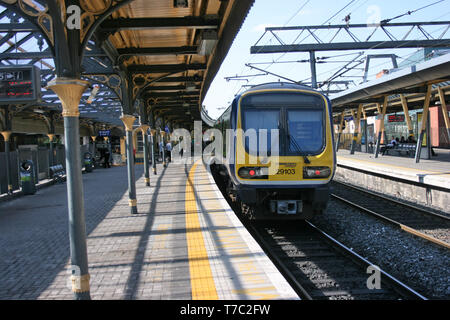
top-left (166, 141), bottom-right (172, 163)
top-left (104, 148), bottom-right (111, 168)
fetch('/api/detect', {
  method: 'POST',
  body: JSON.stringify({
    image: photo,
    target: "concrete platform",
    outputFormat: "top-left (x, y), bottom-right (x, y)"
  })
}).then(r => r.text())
top-left (0, 158), bottom-right (298, 300)
top-left (335, 149), bottom-right (450, 212)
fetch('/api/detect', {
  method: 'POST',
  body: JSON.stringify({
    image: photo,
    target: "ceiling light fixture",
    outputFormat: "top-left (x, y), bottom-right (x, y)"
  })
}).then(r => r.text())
top-left (197, 30), bottom-right (218, 56)
top-left (173, 0), bottom-right (188, 8)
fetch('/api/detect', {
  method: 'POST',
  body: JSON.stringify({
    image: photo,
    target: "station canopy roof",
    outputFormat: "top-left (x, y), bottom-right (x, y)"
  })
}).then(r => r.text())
top-left (329, 53), bottom-right (450, 117)
top-left (0, 0), bottom-right (254, 129)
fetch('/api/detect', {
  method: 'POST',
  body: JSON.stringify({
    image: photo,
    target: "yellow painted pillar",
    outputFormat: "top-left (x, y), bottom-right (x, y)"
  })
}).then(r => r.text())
top-left (350, 104), bottom-right (363, 154)
top-left (438, 87), bottom-right (450, 144)
top-left (375, 96), bottom-right (389, 158)
top-left (335, 111), bottom-right (345, 151)
top-left (400, 95), bottom-right (414, 138)
top-left (120, 137), bottom-right (126, 162)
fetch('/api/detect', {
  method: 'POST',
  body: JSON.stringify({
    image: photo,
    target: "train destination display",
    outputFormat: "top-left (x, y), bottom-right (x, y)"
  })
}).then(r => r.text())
top-left (0, 65), bottom-right (40, 104)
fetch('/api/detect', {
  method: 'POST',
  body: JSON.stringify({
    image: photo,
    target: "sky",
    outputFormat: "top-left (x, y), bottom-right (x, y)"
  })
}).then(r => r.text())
top-left (203, 0), bottom-right (450, 119)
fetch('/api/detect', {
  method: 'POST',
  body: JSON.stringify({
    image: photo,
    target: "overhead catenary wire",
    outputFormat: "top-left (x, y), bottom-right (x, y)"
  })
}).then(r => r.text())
top-left (241, 0), bottom-right (364, 91)
top-left (310, 6), bottom-right (450, 84)
top-left (234, 1), bottom-right (450, 101)
top-left (381, 0), bottom-right (446, 24)
top-left (229, 0), bottom-right (312, 95)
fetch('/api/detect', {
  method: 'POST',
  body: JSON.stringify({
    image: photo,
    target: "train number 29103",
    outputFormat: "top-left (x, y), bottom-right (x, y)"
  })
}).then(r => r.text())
top-left (276, 169), bottom-right (296, 175)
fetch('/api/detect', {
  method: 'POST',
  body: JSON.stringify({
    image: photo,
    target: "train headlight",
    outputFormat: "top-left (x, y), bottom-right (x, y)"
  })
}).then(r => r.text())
top-left (303, 166), bottom-right (331, 179)
top-left (238, 167), bottom-right (268, 179)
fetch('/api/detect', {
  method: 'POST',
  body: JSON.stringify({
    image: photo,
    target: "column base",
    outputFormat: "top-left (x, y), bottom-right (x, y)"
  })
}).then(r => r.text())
top-left (129, 198), bottom-right (138, 214)
top-left (73, 291), bottom-right (91, 300)
top-left (145, 177), bottom-right (150, 187)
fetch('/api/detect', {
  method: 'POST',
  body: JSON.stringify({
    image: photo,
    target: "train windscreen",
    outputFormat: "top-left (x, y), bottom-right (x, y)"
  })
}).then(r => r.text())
top-left (287, 109), bottom-right (324, 154)
top-left (243, 109), bottom-right (279, 155)
top-left (241, 91), bottom-right (326, 156)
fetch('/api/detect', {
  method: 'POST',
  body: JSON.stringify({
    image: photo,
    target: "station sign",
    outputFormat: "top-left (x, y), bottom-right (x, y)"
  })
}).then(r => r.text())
top-left (388, 115), bottom-right (405, 122)
top-left (98, 130), bottom-right (111, 137)
top-left (0, 65), bottom-right (41, 104)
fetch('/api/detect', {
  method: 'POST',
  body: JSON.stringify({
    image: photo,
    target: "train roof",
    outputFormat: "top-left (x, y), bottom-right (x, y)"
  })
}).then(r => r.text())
top-left (245, 82), bottom-right (314, 92)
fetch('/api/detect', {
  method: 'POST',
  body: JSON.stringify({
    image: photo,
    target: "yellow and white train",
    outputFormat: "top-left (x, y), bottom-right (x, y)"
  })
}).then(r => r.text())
top-left (211, 82), bottom-right (336, 219)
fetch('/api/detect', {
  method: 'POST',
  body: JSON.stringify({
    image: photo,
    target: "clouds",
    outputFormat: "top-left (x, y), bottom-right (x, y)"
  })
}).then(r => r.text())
top-left (252, 24), bottom-right (280, 33)
top-left (250, 8), bottom-right (314, 33)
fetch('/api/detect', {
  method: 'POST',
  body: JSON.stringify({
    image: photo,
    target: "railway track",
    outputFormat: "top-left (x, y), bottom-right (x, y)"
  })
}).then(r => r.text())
top-left (247, 220), bottom-right (426, 300)
top-left (331, 180), bottom-right (450, 249)
top-left (210, 167), bottom-right (427, 300)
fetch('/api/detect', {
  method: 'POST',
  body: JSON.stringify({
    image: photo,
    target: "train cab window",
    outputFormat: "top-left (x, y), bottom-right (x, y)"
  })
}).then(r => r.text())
top-left (287, 109), bottom-right (324, 154)
top-left (243, 109), bottom-right (280, 155)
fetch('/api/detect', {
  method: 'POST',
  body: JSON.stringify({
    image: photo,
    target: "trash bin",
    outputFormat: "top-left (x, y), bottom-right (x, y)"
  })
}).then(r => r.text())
top-left (84, 152), bottom-right (94, 173)
top-left (20, 160), bottom-right (36, 195)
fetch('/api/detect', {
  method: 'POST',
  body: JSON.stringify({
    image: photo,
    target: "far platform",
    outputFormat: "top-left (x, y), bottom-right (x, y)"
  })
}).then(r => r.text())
top-left (336, 149), bottom-right (450, 190)
top-left (335, 149), bottom-right (450, 212)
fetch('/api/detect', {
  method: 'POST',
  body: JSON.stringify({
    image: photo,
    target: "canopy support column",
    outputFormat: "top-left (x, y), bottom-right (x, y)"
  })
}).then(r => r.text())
top-left (400, 95), bottom-right (414, 138)
top-left (48, 78), bottom-right (91, 300)
top-left (438, 87), bottom-right (450, 144)
top-left (350, 104), bottom-right (363, 155)
top-left (1, 131), bottom-right (12, 194)
top-left (336, 111), bottom-right (345, 152)
top-left (375, 96), bottom-right (389, 158)
top-left (121, 115), bottom-right (138, 214)
top-left (415, 85), bottom-right (432, 163)
top-left (141, 125), bottom-right (150, 187)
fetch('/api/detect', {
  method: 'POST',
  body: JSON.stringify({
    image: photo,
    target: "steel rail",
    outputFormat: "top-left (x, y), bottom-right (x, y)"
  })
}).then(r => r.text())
top-left (246, 222), bottom-right (312, 300)
top-left (331, 181), bottom-right (450, 250)
top-left (334, 180), bottom-right (450, 221)
top-left (209, 165), bottom-right (427, 300)
top-left (249, 220), bottom-right (427, 300)
top-left (305, 221), bottom-right (427, 300)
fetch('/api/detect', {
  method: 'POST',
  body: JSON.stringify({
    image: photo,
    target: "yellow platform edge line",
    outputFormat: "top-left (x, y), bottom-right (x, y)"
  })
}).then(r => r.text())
top-left (185, 160), bottom-right (219, 300)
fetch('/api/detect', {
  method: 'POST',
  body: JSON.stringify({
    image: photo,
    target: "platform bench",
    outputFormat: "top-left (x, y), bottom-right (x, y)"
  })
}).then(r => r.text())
top-left (389, 144), bottom-right (416, 157)
top-left (49, 165), bottom-right (66, 182)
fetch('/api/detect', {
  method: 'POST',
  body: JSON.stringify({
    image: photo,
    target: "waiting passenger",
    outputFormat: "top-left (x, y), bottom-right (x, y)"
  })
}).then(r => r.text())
top-left (400, 136), bottom-right (406, 143)
top-left (381, 136), bottom-right (398, 155)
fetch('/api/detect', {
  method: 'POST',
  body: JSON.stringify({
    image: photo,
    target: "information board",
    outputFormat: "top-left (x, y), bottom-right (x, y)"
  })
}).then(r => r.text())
top-left (388, 115), bottom-right (405, 123)
top-left (0, 65), bottom-right (40, 104)
top-left (98, 130), bottom-right (111, 137)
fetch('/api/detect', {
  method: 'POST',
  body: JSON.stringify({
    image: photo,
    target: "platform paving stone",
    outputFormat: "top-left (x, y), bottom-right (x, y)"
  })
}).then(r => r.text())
top-left (0, 158), bottom-right (299, 300)
top-left (0, 162), bottom-right (192, 300)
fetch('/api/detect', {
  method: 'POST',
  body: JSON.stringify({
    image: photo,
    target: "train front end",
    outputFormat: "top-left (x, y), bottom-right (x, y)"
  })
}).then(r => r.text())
top-left (230, 83), bottom-right (336, 219)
